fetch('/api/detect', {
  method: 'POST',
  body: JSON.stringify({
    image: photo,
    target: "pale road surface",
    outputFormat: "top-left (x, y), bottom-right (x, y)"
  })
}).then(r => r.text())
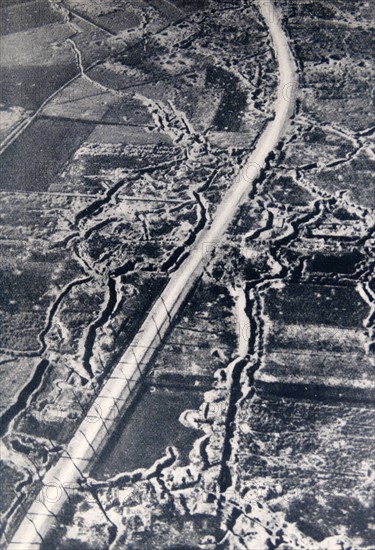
top-left (9, 1), bottom-right (297, 547)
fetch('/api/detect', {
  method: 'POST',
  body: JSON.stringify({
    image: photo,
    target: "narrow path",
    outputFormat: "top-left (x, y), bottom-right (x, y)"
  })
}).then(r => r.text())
top-left (8, 1), bottom-right (297, 546)
top-left (65, 7), bottom-right (117, 37)
top-left (0, 73), bottom-right (81, 156)
top-left (67, 38), bottom-right (112, 94)
top-left (0, 29), bottom-right (113, 157)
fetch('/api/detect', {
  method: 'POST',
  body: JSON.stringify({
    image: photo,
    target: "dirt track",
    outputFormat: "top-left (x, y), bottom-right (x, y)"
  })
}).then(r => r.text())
top-left (8, 1), bottom-right (298, 547)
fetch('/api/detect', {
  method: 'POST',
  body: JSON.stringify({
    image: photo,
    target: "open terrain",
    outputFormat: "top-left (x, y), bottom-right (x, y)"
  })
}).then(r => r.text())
top-left (0, 0), bottom-right (374, 549)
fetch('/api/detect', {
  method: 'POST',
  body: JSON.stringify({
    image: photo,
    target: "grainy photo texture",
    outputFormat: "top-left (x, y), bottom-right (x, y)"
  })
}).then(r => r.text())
top-left (0, 0), bottom-right (374, 548)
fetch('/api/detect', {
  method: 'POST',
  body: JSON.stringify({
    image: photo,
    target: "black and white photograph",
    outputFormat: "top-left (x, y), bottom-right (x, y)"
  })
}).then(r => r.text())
top-left (0, 0), bottom-right (374, 548)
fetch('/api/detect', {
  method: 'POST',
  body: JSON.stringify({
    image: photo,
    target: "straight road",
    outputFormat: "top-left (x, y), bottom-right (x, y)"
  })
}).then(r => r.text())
top-left (8, 1), bottom-right (297, 547)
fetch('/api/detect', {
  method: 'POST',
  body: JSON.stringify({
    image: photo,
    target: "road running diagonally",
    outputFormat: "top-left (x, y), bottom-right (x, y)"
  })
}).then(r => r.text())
top-left (8, 1), bottom-right (297, 547)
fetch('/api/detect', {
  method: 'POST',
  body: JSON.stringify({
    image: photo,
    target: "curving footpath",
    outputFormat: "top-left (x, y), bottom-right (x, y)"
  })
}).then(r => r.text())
top-left (8, 1), bottom-right (297, 547)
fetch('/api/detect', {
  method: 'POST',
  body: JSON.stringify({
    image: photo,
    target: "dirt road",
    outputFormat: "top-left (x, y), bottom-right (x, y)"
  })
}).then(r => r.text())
top-left (8, 1), bottom-right (298, 546)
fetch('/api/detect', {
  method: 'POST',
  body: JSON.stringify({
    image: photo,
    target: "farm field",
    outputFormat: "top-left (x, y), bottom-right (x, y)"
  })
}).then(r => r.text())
top-left (0, 0), bottom-right (374, 549)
